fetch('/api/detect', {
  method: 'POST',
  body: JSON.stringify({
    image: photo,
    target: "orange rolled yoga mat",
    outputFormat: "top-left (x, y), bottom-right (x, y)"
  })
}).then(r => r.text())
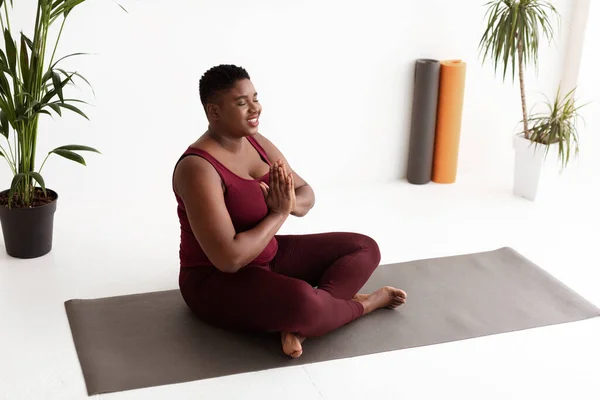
top-left (432, 60), bottom-right (466, 183)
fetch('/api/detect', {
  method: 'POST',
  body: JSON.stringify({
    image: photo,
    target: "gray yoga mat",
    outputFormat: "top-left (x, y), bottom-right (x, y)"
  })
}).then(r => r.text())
top-left (65, 247), bottom-right (599, 395)
top-left (407, 58), bottom-right (440, 184)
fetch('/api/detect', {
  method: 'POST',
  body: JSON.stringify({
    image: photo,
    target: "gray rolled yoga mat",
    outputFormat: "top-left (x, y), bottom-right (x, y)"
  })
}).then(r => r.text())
top-left (65, 247), bottom-right (599, 395)
top-left (407, 58), bottom-right (440, 184)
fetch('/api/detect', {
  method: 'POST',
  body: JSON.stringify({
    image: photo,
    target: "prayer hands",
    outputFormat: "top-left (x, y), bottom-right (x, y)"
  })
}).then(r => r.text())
top-left (259, 160), bottom-right (296, 216)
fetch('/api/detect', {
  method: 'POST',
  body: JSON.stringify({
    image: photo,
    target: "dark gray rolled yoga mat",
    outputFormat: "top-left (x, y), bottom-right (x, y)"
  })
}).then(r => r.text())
top-left (407, 58), bottom-right (441, 184)
top-left (64, 247), bottom-right (599, 395)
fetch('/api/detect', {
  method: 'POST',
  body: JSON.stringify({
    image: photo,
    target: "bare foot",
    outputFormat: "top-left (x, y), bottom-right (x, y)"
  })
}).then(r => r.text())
top-left (352, 293), bottom-right (370, 302)
top-left (281, 332), bottom-right (306, 359)
top-left (355, 287), bottom-right (407, 314)
top-left (354, 291), bottom-right (407, 310)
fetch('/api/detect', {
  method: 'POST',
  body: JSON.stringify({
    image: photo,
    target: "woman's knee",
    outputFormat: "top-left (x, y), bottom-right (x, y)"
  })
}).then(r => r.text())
top-left (351, 233), bottom-right (381, 266)
top-left (286, 283), bottom-right (321, 328)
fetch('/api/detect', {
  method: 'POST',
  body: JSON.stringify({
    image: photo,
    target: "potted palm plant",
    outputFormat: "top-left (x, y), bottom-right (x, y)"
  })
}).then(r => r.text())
top-left (512, 86), bottom-right (585, 200)
top-left (477, 0), bottom-right (586, 201)
top-left (0, 0), bottom-right (121, 258)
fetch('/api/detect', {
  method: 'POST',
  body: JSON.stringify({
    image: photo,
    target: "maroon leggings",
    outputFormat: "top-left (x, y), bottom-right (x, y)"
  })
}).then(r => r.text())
top-left (179, 232), bottom-right (381, 337)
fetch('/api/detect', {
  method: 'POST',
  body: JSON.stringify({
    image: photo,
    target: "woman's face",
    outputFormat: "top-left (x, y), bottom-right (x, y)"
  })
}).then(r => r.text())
top-left (210, 79), bottom-right (262, 137)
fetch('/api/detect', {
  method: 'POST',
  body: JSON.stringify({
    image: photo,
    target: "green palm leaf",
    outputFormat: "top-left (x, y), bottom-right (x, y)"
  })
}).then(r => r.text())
top-left (50, 148), bottom-right (87, 166)
top-left (0, 72), bottom-right (12, 100)
top-left (50, 0), bottom-right (86, 22)
top-left (29, 171), bottom-right (46, 195)
top-left (53, 144), bottom-right (100, 154)
top-left (19, 35), bottom-right (30, 89)
top-left (0, 109), bottom-right (8, 139)
top-left (8, 172), bottom-right (26, 206)
top-left (52, 71), bottom-right (65, 102)
top-left (50, 52), bottom-right (90, 70)
top-left (55, 102), bottom-right (89, 119)
top-left (47, 102), bottom-right (61, 116)
top-left (3, 29), bottom-right (17, 75)
top-left (114, 2), bottom-right (128, 13)
top-left (57, 68), bottom-right (95, 96)
top-left (20, 33), bottom-right (34, 52)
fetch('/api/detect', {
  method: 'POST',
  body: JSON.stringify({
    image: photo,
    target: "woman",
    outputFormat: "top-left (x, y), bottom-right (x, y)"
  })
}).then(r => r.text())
top-left (172, 64), bottom-right (407, 358)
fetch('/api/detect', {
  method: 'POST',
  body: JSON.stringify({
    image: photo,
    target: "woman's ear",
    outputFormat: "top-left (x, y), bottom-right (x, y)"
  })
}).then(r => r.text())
top-left (206, 103), bottom-right (220, 121)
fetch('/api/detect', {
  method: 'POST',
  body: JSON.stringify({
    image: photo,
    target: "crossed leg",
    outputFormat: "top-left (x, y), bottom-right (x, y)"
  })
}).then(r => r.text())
top-left (270, 232), bottom-right (407, 357)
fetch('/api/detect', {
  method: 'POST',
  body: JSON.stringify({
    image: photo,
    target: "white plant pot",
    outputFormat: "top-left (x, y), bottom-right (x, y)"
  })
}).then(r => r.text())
top-left (512, 135), bottom-right (558, 201)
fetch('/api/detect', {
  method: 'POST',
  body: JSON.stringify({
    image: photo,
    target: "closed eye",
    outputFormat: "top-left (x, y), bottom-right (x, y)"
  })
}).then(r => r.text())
top-left (237, 99), bottom-right (259, 106)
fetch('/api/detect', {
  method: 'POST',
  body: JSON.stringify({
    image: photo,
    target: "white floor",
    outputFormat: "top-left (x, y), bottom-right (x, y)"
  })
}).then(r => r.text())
top-left (1, 157), bottom-right (599, 400)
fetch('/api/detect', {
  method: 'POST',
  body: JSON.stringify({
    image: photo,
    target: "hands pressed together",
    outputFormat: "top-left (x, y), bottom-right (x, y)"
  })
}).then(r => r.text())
top-left (259, 160), bottom-right (296, 217)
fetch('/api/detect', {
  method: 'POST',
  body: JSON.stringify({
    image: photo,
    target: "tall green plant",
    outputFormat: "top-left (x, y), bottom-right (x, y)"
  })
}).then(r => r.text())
top-left (0, 0), bottom-right (121, 208)
top-left (477, 0), bottom-right (560, 140)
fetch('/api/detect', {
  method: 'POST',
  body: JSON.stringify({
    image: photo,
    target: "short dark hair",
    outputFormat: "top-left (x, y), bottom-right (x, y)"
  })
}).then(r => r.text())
top-left (199, 64), bottom-right (250, 107)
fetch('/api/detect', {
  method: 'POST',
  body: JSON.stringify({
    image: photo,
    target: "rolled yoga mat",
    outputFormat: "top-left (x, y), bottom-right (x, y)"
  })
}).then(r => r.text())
top-left (65, 247), bottom-right (599, 395)
top-left (407, 59), bottom-right (440, 184)
top-left (432, 59), bottom-right (467, 183)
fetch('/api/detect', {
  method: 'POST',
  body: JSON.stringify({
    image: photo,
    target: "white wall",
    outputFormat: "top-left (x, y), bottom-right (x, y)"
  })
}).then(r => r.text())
top-left (0, 0), bottom-right (582, 206)
top-left (574, 0), bottom-right (599, 172)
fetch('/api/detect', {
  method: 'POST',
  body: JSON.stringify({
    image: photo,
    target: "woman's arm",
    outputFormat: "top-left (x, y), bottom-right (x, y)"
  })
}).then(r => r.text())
top-left (254, 133), bottom-right (315, 217)
top-left (290, 184), bottom-right (314, 217)
top-left (174, 156), bottom-right (288, 273)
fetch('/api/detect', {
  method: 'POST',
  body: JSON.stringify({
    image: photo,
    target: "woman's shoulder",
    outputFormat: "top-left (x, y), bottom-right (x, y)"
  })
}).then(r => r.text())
top-left (186, 134), bottom-right (214, 153)
top-left (251, 133), bottom-right (279, 159)
top-left (251, 132), bottom-right (271, 148)
top-left (173, 151), bottom-right (223, 198)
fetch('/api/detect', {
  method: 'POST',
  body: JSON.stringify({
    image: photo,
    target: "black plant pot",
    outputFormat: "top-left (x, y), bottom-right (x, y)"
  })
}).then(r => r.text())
top-left (0, 188), bottom-right (58, 259)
